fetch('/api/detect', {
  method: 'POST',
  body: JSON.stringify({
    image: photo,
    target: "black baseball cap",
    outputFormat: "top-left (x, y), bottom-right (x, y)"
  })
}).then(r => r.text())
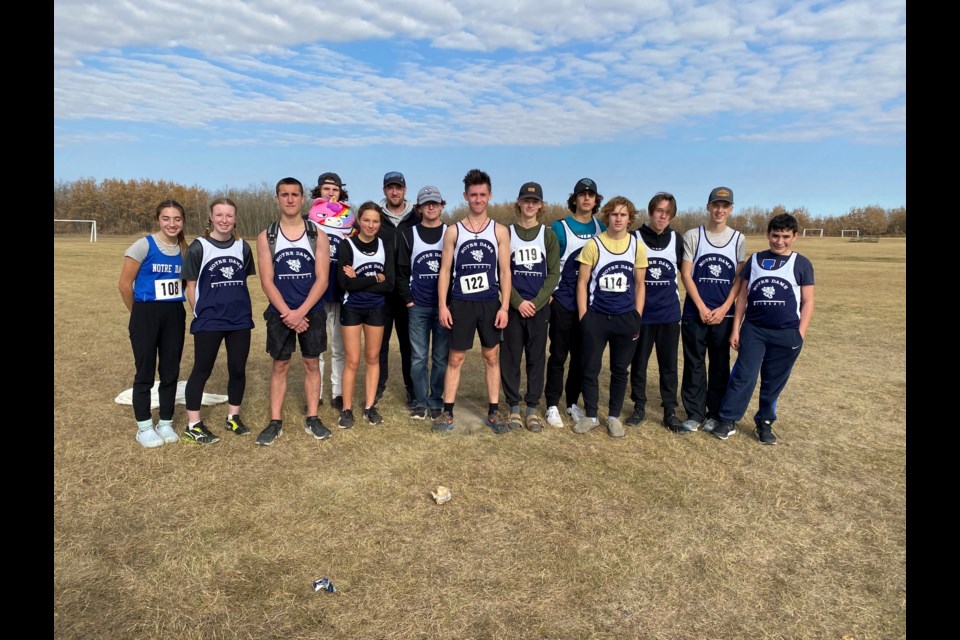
top-left (517, 182), bottom-right (543, 201)
top-left (574, 178), bottom-right (598, 195)
top-left (317, 172), bottom-right (344, 188)
top-left (708, 187), bottom-right (734, 204)
top-left (383, 171), bottom-right (406, 187)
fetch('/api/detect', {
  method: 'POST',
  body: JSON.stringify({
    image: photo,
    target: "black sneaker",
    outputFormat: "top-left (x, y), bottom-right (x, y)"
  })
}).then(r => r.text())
top-left (625, 406), bottom-right (645, 426)
top-left (405, 388), bottom-right (417, 409)
top-left (429, 408), bottom-right (443, 420)
top-left (410, 406), bottom-right (429, 420)
top-left (486, 412), bottom-right (510, 435)
top-left (338, 409), bottom-right (354, 429)
top-left (712, 420), bottom-right (737, 440)
top-left (332, 396), bottom-right (343, 411)
top-left (663, 415), bottom-right (684, 432)
top-left (224, 415), bottom-right (251, 436)
top-left (755, 420), bottom-right (777, 445)
top-left (364, 406), bottom-right (383, 425)
top-left (182, 421), bottom-right (220, 444)
top-left (256, 420), bottom-right (283, 446)
top-left (305, 416), bottom-right (331, 440)
top-left (374, 388), bottom-right (384, 406)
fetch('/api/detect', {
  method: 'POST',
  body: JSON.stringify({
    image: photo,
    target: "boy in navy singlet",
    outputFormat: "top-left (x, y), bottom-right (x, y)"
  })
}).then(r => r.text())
top-left (679, 187), bottom-right (746, 434)
top-left (433, 169), bottom-right (513, 434)
top-left (713, 213), bottom-right (815, 444)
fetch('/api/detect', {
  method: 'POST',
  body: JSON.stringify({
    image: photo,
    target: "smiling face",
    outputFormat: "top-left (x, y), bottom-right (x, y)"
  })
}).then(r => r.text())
top-left (518, 197), bottom-right (542, 224)
top-left (157, 206), bottom-right (184, 241)
top-left (707, 200), bottom-right (733, 225)
top-left (383, 183), bottom-right (406, 208)
top-left (358, 208), bottom-right (382, 241)
top-left (464, 183), bottom-right (491, 216)
top-left (767, 228), bottom-right (797, 255)
top-left (209, 203), bottom-right (237, 239)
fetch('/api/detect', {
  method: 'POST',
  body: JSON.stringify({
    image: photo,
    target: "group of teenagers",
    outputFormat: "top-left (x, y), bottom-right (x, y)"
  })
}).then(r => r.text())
top-left (119, 169), bottom-right (815, 449)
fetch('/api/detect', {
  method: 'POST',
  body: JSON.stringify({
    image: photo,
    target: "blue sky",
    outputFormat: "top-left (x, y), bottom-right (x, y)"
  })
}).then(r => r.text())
top-left (54, 0), bottom-right (905, 218)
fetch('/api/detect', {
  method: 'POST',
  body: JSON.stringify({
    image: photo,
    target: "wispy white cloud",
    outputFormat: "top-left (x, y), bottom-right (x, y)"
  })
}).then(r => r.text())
top-left (54, 0), bottom-right (906, 150)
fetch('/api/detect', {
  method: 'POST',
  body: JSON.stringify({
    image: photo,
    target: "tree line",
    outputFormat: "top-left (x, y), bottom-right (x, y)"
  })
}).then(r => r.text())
top-left (54, 178), bottom-right (905, 238)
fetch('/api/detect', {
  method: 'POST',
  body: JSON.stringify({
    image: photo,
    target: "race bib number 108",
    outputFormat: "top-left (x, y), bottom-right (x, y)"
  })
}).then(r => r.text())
top-left (154, 278), bottom-right (181, 300)
top-left (459, 272), bottom-right (489, 293)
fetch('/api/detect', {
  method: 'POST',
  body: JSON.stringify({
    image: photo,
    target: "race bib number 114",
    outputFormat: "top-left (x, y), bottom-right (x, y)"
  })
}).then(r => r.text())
top-left (598, 274), bottom-right (628, 293)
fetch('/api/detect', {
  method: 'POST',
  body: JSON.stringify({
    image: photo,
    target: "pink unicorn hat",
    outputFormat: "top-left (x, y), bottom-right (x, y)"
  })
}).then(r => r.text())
top-left (308, 198), bottom-right (355, 230)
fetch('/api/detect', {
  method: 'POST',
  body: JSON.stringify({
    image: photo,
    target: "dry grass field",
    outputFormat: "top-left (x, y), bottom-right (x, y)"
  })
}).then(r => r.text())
top-left (54, 235), bottom-right (906, 640)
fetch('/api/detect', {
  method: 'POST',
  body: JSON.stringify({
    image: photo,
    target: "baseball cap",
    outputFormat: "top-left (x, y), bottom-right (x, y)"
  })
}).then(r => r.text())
top-left (517, 182), bottom-right (543, 201)
top-left (708, 187), bottom-right (734, 204)
top-left (317, 172), bottom-right (343, 188)
top-left (383, 171), bottom-right (406, 187)
top-left (416, 185), bottom-right (444, 205)
top-left (574, 178), bottom-right (598, 195)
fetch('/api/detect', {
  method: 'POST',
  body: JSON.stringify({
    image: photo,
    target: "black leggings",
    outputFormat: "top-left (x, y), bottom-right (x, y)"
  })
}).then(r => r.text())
top-left (129, 302), bottom-right (185, 422)
top-left (185, 329), bottom-right (251, 411)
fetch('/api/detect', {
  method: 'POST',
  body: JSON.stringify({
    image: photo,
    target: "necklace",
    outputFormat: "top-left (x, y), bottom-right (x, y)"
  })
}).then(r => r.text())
top-left (155, 233), bottom-right (178, 247)
top-left (463, 216), bottom-right (488, 239)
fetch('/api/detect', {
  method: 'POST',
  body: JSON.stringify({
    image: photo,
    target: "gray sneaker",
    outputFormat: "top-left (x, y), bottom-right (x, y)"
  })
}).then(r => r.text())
top-left (567, 404), bottom-right (586, 423)
top-left (256, 420), bottom-right (283, 446)
top-left (679, 419), bottom-right (701, 433)
top-left (702, 418), bottom-right (719, 433)
top-left (572, 416), bottom-right (599, 434)
top-left (607, 417), bottom-right (625, 438)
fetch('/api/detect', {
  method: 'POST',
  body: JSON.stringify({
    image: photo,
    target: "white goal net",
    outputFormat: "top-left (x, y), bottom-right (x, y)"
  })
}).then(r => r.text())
top-left (841, 229), bottom-right (860, 238)
top-left (801, 228), bottom-right (823, 238)
top-left (54, 219), bottom-right (97, 242)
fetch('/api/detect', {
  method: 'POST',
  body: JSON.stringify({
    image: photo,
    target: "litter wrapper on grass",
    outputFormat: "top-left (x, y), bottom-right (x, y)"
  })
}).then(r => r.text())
top-left (431, 486), bottom-right (452, 504)
top-left (312, 578), bottom-right (336, 593)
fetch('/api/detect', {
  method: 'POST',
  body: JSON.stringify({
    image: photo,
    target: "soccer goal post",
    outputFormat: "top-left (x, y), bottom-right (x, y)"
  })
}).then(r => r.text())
top-left (801, 228), bottom-right (823, 238)
top-left (841, 229), bottom-right (860, 238)
top-left (54, 219), bottom-right (97, 242)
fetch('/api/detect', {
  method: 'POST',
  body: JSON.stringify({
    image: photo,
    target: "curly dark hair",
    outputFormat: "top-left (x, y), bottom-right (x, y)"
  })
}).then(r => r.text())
top-left (567, 190), bottom-right (603, 214)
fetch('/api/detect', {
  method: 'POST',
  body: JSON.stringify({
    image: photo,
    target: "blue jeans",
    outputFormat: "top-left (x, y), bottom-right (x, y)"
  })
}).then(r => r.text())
top-left (718, 321), bottom-right (803, 426)
top-left (408, 304), bottom-right (450, 410)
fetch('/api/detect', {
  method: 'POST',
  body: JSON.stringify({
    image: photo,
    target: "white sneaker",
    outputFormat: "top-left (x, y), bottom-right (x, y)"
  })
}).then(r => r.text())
top-left (155, 423), bottom-right (180, 444)
top-left (567, 404), bottom-right (586, 423)
top-left (702, 418), bottom-right (718, 433)
top-left (545, 406), bottom-right (564, 428)
top-left (136, 426), bottom-right (165, 448)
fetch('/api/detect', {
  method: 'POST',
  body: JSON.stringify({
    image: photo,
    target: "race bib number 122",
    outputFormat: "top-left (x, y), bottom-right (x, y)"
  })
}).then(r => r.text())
top-left (459, 272), bottom-right (490, 293)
